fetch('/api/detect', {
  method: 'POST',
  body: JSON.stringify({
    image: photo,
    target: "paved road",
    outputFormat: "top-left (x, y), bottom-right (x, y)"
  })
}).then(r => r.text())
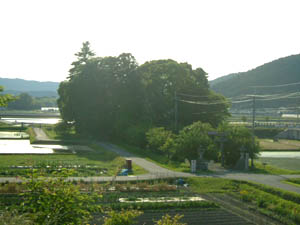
top-left (3, 137), bottom-right (300, 194)
top-left (97, 142), bottom-right (300, 194)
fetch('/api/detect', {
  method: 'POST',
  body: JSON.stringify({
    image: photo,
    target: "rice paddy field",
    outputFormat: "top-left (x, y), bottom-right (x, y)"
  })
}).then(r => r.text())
top-left (258, 138), bottom-right (300, 171)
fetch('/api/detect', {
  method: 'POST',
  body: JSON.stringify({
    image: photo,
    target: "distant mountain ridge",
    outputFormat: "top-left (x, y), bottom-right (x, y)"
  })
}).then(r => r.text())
top-left (210, 54), bottom-right (300, 98)
top-left (0, 78), bottom-right (59, 97)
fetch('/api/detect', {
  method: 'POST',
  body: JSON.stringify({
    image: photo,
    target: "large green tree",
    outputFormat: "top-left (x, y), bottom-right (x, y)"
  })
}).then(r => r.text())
top-left (58, 43), bottom-right (143, 136)
top-left (138, 60), bottom-right (229, 128)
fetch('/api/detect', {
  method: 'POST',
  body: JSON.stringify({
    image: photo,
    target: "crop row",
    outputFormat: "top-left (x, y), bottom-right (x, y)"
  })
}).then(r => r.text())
top-left (0, 193), bottom-right (217, 212)
top-left (238, 182), bottom-right (300, 225)
top-left (95, 209), bottom-right (252, 225)
top-left (0, 167), bottom-right (108, 177)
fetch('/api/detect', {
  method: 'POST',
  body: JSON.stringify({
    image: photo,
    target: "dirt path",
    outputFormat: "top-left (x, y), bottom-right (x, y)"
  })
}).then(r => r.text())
top-left (33, 127), bottom-right (51, 141)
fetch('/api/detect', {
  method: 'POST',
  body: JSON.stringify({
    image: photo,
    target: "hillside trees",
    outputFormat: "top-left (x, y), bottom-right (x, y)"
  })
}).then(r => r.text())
top-left (210, 54), bottom-right (300, 109)
top-left (7, 93), bottom-right (34, 110)
top-left (7, 93), bottom-right (57, 110)
top-left (58, 42), bottom-right (229, 140)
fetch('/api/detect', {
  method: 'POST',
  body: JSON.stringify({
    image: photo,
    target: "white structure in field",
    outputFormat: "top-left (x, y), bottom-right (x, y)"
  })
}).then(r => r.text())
top-left (41, 107), bottom-right (59, 112)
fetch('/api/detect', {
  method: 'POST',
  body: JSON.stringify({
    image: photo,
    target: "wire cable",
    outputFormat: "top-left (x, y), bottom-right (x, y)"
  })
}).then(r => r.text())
top-left (251, 81), bottom-right (300, 88)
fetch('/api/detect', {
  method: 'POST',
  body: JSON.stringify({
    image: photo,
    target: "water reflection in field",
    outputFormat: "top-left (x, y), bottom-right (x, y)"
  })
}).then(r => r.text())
top-left (0, 140), bottom-right (54, 154)
top-left (260, 151), bottom-right (300, 158)
top-left (1, 117), bottom-right (61, 125)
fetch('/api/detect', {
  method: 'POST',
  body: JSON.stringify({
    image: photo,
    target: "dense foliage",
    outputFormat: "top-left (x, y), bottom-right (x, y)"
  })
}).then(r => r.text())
top-left (145, 122), bottom-right (260, 167)
top-left (217, 124), bottom-right (260, 167)
top-left (58, 42), bottom-right (229, 139)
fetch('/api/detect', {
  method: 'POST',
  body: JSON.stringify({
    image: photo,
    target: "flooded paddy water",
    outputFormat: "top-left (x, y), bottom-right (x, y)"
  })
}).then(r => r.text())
top-left (0, 140), bottom-right (93, 154)
top-left (260, 151), bottom-right (300, 158)
top-left (1, 117), bottom-right (61, 125)
top-left (0, 131), bottom-right (29, 139)
top-left (0, 117), bottom-right (87, 154)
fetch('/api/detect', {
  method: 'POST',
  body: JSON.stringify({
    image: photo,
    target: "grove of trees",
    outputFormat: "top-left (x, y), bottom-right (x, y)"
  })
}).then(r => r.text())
top-left (58, 42), bottom-right (229, 140)
top-left (58, 42), bottom-right (259, 167)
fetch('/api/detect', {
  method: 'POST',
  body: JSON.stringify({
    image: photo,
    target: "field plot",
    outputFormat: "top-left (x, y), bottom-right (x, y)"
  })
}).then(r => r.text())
top-left (0, 144), bottom-right (147, 177)
top-left (257, 157), bottom-right (300, 171)
top-left (96, 209), bottom-right (254, 225)
top-left (0, 177), bottom-right (296, 225)
top-left (259, 139), bottom-right (300, 150)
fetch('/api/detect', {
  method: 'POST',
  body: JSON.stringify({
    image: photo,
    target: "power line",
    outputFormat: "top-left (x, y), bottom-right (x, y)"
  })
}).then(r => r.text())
top-left (251, 81), bottom-right (300, 88)
top-left (231, 99), bottom-right (253, 104)
top-left (255, 92), bottom-right (300, 101)
top-left (177, 93), bottom-right (212, 98)
top-left (179, 99), bottom-right (228, 105)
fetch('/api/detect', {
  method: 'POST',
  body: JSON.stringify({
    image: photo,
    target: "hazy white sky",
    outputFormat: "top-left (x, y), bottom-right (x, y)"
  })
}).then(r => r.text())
top-left (0, 0), bottom-right (300, 82)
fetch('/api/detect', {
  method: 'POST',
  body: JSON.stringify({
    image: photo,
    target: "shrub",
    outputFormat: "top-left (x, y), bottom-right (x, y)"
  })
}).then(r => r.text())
top-left (20, 169), bottom-right (101, 224)
top-left (103, 209), bottom-right (142, 225)
top-left (146, 127), bottom-right (176, 158)
top-left (155, 214), bottom-right (186, 225)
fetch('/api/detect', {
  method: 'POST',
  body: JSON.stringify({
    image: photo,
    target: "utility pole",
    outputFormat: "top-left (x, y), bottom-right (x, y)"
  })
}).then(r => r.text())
top-left (297, 107), bottom-right (299, 127)
top-left (251, 88), bottom-right (256, 168)
top-left (297, 89), bottom-right (300, 126)
top-left (174, 91), bottom-right (178, 133)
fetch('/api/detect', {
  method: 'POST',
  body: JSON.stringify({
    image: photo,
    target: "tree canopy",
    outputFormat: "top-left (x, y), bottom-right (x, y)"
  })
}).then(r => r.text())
top-left (57, 42), bottom-right (229, 139)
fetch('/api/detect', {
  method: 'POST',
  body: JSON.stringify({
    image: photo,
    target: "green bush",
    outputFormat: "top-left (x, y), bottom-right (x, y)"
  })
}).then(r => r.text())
top-left (155, 214), bottom-right (186, 225)
top-left (146, 127), bottom-right (176, 158)
top-left (175, 122), bottom-right (216, 163)
top-left (20, 169), bottom-right (101, 224)
top-left (103, 209), bottom-right (142, 225)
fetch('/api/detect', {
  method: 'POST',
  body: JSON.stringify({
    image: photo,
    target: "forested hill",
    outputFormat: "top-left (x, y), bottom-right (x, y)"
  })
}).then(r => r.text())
top-left (210, 54), bottom-right (300, 97)
top-left (0, 78), bottom-right (59, 97)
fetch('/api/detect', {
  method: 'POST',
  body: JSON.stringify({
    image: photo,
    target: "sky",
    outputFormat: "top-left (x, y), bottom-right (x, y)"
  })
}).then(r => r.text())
top-left (0, 0), bottom-right (300, 82)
